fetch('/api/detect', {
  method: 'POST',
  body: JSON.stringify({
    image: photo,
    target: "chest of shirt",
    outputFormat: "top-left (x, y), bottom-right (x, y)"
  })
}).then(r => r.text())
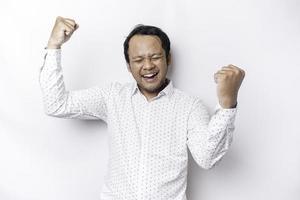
top-left (106, 90), bottom-right (192, 158)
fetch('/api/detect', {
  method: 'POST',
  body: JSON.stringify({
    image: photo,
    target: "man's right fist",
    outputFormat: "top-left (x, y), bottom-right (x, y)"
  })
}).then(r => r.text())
top-left (47, 16), bottom-right (79, 49)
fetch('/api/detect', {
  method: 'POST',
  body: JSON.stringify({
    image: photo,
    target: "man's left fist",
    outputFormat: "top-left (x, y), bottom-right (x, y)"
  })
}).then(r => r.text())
top-left (214, 64), bottom-right (245, 108)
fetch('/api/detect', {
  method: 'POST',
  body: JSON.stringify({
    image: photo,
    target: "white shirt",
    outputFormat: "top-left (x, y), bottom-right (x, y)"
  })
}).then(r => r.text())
top-left (39, 49), bottom-right (238, 200)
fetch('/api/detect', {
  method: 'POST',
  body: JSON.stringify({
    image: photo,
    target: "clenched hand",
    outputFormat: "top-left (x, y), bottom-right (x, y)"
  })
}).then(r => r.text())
top-left (47, 16), bottom-right (79, 49)
top-left (214, 64), bottom-right (245, 108)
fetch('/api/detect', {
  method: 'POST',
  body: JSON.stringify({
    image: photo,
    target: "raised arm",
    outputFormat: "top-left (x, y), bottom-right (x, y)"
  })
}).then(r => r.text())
top-left (186, 99), bottom-right (237, 169)
top-left (187, 64), bottom-right (245, 169)
top-left (39, 16), bottom-right (112, 121)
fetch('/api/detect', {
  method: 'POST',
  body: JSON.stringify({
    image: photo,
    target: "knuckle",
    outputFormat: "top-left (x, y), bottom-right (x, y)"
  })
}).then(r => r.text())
top-left (238, 69), bottom-right (245, 76)
top-left (234, 69), bottom-right (240, 74)
top-left (68, 20), bottom-right (75, 25)
top-left (227, 70), bottom-right (234, 75)
top-left (64, 23), bottom-right (71, 29)
top-left (222, 67), bottom-right (229, 70)
top-left (56, 16), bottom-right (64, 23)
top-left (58, 20), bottom-right (66, 26)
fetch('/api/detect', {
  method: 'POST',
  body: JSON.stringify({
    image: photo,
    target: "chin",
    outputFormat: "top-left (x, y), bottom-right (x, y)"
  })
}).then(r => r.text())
top-left (144, 80), bottom-right (164, 92)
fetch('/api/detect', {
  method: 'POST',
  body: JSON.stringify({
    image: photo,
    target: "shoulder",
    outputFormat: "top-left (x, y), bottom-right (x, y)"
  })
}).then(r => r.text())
top-left (105, 81), bottom-right (135, 96)
top-left (172, 87), bottom-right (208, 114)
top-left (88, 81), bottom-right (132, 95)
top-left (173, 87), bottom-right (203, 105)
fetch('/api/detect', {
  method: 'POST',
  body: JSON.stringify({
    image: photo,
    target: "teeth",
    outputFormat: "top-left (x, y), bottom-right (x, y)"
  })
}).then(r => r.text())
top-left (143, 73), bottom-right (157, 78)
top-left (144, 73), bottom-right (155, 77)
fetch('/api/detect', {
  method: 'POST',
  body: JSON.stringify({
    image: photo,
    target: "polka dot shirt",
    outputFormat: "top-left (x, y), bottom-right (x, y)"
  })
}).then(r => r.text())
top-left (39, 49), bottom-right (238, 200)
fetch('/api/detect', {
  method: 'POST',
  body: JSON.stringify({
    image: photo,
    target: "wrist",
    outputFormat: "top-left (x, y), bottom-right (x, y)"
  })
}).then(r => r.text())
top-left (46, 44), bottom-right (61, 49)
top-left (219, 97), bottom-right (237, 109)
top-left (220, 102), bottom-right (237, 109)
top-left (47, 40), bottom-right (61, 49)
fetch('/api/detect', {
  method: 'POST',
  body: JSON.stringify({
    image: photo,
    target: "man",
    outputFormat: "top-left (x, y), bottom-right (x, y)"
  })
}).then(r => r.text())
top-left (39, 16), bottom-right (245, 200)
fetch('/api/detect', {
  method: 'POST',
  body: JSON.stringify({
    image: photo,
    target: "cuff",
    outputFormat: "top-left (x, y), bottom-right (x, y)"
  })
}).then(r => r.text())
top-left (43, 47), bottom-right (61, 59)
top-left (40, 47), bottom-right (62, 72)
top-left (214, 101), bottom-right (238, 117)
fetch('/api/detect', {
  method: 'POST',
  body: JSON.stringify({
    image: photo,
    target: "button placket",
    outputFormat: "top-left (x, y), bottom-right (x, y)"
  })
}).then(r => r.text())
top-left (135, 98), bottom-right (142, 199)
top-left (137, 99), bottom-right (152, 199)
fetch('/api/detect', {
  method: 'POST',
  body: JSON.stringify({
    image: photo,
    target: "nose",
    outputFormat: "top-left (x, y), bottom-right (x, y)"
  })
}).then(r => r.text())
top-left (143, 57), bottom-right (155, 70)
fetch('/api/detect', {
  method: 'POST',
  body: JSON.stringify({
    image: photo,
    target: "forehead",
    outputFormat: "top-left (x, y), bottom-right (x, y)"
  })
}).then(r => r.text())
top-left (128, 35), bottom-right (164, 56)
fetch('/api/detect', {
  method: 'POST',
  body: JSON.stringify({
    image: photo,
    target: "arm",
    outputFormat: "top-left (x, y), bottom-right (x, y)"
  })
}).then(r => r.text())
top-left (39, 48), bottom-right (112, 121)
top-left (39, 16), bottom-right (112, 121)
top-left (186, 99), bottom-right (237, 169)
top-left (187, 64), bottom-right (245, 169)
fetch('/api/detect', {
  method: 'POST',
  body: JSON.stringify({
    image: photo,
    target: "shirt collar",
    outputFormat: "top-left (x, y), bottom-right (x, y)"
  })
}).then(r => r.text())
top-left (131, 78), bottom-right (174, 100)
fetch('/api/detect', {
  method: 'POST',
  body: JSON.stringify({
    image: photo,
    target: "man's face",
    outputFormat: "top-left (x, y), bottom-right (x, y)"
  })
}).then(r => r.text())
top-left (127, 35), bottom-right (170, 97)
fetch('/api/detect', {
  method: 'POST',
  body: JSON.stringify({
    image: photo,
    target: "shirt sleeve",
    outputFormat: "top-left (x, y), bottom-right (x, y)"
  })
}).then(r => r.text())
top-left (38, 48), bottom-right (113, 122)
top-left (186, 98), bottom-right (238, 169)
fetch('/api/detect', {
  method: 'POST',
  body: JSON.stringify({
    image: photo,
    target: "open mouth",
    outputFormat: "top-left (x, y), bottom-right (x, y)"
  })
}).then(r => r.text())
top-left (141, 72), bottom-right (159, 82)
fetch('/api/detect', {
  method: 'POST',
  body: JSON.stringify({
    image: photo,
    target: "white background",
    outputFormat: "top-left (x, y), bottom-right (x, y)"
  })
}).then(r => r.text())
top-left (0, 0), bottom-right (299, 199)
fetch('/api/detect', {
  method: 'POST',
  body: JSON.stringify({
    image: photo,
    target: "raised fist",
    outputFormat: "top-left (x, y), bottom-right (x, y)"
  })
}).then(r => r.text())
top-left (214, 64), bottom-right (245, 108)
top-left (47, 16), bottom-right (79, 49)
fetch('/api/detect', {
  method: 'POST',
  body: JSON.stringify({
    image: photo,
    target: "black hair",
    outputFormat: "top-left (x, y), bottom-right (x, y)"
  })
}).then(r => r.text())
top-left (123, 24), bottom-right (171, 64)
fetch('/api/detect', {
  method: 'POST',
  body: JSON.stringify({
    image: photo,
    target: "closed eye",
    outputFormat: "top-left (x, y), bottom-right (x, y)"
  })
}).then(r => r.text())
top-left (133, 59), bottom-right (143, 63)
top-left (151, 56), bottom-right (163, 60)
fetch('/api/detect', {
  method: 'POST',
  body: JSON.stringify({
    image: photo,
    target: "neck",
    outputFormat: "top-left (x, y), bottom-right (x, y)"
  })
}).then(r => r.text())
top-left (141, 78), bottom-right (170, 101)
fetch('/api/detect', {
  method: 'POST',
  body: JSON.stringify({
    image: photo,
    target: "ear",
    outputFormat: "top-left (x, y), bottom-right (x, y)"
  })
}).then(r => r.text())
top-left (167, 52), bottom-right (172, 66)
